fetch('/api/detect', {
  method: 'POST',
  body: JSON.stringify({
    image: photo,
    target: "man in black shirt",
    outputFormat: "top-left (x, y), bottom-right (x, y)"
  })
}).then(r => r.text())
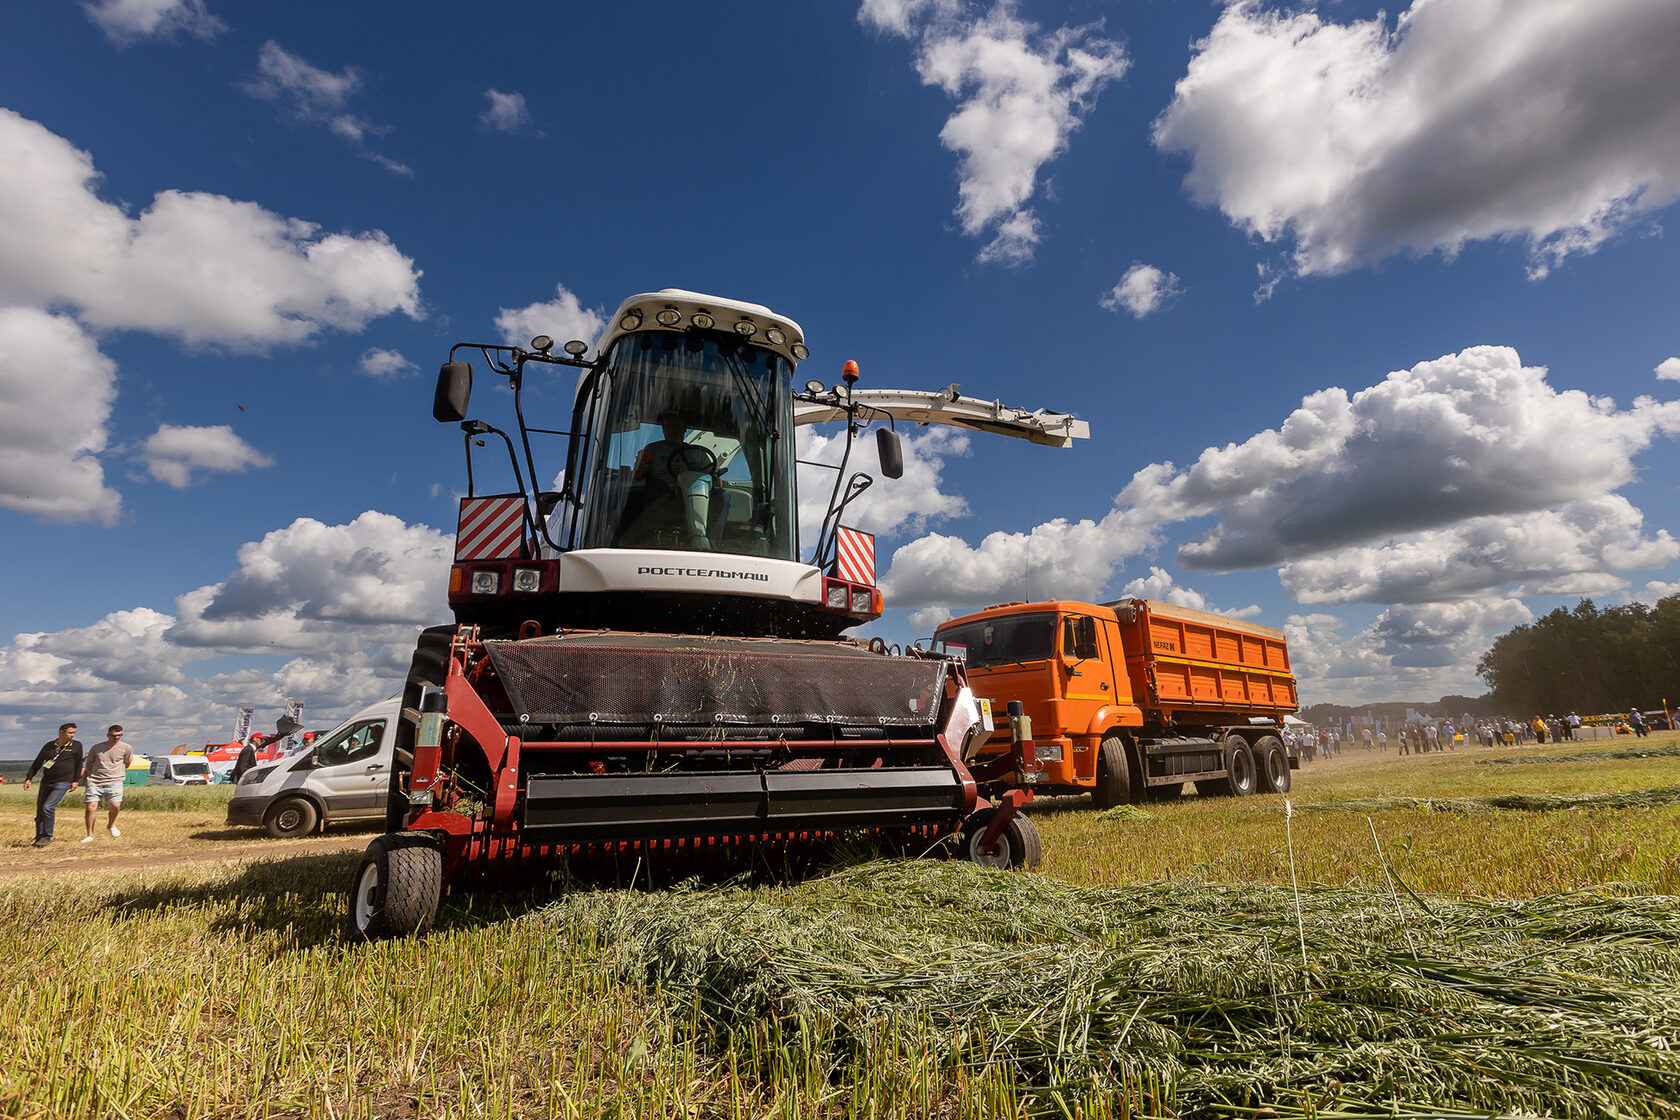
top-left (23, 722), bottom-right (82, 846)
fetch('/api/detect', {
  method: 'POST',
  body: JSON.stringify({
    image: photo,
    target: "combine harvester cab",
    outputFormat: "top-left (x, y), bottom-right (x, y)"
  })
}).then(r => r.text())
top-left (347, 289), bottom-right (1088, 940)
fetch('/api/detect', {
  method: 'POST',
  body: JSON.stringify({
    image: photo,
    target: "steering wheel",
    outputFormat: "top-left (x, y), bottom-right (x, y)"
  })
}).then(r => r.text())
top-left (665, 444), bottom-right (719, 479)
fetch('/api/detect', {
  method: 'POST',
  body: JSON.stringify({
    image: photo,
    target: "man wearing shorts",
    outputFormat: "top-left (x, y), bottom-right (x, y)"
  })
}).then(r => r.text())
top-left (80, 725), bottom-right (133, 842)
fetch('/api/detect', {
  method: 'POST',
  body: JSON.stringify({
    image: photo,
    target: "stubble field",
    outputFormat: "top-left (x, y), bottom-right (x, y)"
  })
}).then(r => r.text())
top-left (2, 733), bottom-right (1678, 1118)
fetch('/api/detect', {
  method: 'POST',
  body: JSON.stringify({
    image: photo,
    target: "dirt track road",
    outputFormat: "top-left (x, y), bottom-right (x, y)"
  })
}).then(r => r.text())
top-left (0, 832), bottom-right (371, 878)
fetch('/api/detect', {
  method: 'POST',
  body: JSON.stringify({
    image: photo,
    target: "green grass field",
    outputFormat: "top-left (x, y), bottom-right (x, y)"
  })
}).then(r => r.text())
top-left (2, 734), bottom-right (1677, 1118)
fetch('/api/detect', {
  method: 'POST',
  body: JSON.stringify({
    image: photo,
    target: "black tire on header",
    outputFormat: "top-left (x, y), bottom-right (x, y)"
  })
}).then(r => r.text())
top-left (345, 833), bottom-right (442, 942)
top-left (385, 625), bottom-right (454, 832)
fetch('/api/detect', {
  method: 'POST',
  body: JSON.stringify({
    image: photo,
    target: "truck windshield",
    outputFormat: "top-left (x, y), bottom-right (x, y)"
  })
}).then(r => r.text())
top-left (936, 613), bottom-right (1057, 667)
top-left (575, 331), bottom-right (796, 560)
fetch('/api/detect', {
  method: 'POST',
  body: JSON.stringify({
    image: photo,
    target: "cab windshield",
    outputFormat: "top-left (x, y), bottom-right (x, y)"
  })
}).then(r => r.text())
top-left (935, 613), bottom-right (1057, 667)
top-left (575, 331), bottom-right (796, 560)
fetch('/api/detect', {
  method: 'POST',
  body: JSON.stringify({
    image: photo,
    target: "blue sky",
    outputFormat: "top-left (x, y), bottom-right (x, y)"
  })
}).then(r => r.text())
top-left (4, 0), bottom-right (1680, 754)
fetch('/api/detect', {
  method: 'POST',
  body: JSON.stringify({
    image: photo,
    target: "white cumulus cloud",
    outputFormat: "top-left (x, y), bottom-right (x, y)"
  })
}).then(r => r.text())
top-left (356, 347), bottom-right (417, 380)
top-left (84, 0), bottom-right (223, 44)
top-left (169, 511), bottom-right (453, 650)
top-left (138, 424), bottom-right (274, 488)
top-left (479, 89), bottom-right (531, 134)
top-left (797, 425), bottom-right (971, 550)
top-left (0, 308), bottom-right (121, 524)
top-left (1123, 346), bottom-right (1680, 571)
top-left (1101, 263), bottom-right (1184, 318)
top-left (1657, 357), bottom-right (1680, 382)
top-left (0, 108), bottom-right (423, 351)
top-left (1280, 497), bottom-right (1677, 605)
top-left (1154, 0), bottom-right (1680, 279)
top-left (495, 284), bottom-right (606, 351)
top-left (862, 0), bottom-right (1129, 265)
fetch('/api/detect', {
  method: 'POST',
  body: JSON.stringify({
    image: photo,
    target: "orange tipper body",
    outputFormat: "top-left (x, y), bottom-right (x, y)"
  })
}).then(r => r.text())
top-left (934, 599), bottom-right (1299, 801)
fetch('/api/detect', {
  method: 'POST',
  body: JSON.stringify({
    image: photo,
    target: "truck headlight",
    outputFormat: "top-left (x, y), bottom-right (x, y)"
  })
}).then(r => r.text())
top-left (513, 568), bottom-right (541, 592)
top-left (471, 569), bottom-right (500, 595)
top-left (1036, 744), bottom-right (1064, 762)
top-left (850, 588), bottom-right (872, 613)
top-left (826, 584), bottom-right (848, 608)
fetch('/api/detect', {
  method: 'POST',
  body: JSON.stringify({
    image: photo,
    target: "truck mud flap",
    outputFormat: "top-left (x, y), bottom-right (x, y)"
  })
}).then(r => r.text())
top-left (522, 766), bottom-right (966, 842)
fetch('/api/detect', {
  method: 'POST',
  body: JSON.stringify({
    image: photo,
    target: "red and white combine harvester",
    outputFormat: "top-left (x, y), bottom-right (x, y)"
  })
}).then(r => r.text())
top-left (347, 289), bottom-right (1088, 939)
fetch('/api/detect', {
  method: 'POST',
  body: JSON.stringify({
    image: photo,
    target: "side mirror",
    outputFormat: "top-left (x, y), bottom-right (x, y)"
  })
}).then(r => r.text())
top-left (876, 427), bottom-right (904, 480)
top-left (434, 361), bottom-right (473, 422)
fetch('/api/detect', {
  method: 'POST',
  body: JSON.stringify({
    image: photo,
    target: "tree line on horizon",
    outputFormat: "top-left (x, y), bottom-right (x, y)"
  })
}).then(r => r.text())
top-left (1299, 596), bottom-right (1680, 724)
top-left (1473, 596), bottom-right (1680, 717)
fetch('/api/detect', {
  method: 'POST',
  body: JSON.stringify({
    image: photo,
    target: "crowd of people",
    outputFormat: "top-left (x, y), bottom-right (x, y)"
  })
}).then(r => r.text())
top-left (1287, 708), bottom-right (1658, 761)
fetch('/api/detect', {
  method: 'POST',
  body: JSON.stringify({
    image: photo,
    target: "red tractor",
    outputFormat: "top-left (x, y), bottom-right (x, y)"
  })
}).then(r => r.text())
top-left (347, 289), bottom-right (1087, 939)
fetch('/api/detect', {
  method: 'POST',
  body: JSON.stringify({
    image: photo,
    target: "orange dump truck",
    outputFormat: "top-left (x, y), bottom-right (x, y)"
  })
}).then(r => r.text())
top-left (932, 598), bottom-right (1300, 805)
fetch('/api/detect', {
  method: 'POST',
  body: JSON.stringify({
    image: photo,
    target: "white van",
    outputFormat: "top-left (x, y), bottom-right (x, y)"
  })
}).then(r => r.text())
top-left (225, 696), bottom-right (400, 838)
top-left (150, 755), bottom-right (214, 785)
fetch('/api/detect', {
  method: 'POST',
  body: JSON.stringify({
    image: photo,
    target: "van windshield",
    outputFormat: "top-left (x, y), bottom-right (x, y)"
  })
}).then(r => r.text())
top-left (175, 761), bottom-right (209, 775)
top-left (935, 613), bottom-right (1056, 667)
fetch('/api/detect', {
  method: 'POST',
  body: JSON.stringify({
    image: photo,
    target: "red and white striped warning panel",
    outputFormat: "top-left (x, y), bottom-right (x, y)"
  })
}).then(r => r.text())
top-left (456, 496), bottom-right (526, 560)
top-left (835, 526), bottom-right (876, 586)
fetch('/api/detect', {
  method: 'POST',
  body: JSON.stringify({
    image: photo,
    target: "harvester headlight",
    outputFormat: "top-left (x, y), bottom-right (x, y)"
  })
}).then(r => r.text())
top-left (513, 568), bottom-right (541, 593)
top-left (805, 378), bottom-right (825, 393)
top-left (618, 309), bottom-right (643, 331)
top-left (851, 588), bottom-right (873, 613)
top-left (655, 307), bottom-right (682, 327)
top-left (764, 326), bottom-right (786, 346)
top-left (791, 343), bottom-right (810, 361)
top-left (733, 319), bottom-right (757, 337)
top-left (471, 569), bottom-right (500, 595)
top-left (826, 584), bottom-right (848, 609)
top-left (563, 339), bottom-right (588, 357)
top-left (530, 335), bottom-right (553, 352)
top-left (690, 312), bottom-right (715, 329)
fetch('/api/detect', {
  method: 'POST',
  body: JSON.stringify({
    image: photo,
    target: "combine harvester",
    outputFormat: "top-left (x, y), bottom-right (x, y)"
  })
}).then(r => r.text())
top-left (347, 289), bottom-right (1088, 939)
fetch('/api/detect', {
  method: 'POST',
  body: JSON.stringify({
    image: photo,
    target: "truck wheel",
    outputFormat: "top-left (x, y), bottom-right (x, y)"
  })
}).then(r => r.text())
top-left (1092, 734), bottom-right (1132, 809)
top-left (960, 809), bottom-right (1044, 870)
top-left (264, 797), bottom-right (318, 838)
top-left (1223, 738), bottom-right (1258, 797)
top-left (346, 834), bottom-right (442, 942)
top-left (1256, 735), bottom-right (1291, 794)
top-left (387, 626), bottom-right (453, 831)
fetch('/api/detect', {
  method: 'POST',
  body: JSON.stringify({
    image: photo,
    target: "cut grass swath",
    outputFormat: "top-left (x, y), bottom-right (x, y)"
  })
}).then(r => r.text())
top-left (537, 860), bottom-right (1680, 1118)
top-left (1300, 786), bottom-right (1680, 814)
top-left (1479, 745), bottom-right (1680, 765)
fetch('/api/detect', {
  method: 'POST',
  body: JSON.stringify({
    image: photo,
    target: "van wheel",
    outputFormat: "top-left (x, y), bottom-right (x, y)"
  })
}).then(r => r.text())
top-left (265, 797), bottom-right (318, 838)
top-left (960, 809), bottom-right (1043, 870)
top-left (1224, 738), bottom-right (1258, 797)
top-left (1256, 735), bottom-right (1291, 794)
top-left (1092, 734), bottom-right (1132, 809)
top-left (345, 834), bottom-right (442, 942)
